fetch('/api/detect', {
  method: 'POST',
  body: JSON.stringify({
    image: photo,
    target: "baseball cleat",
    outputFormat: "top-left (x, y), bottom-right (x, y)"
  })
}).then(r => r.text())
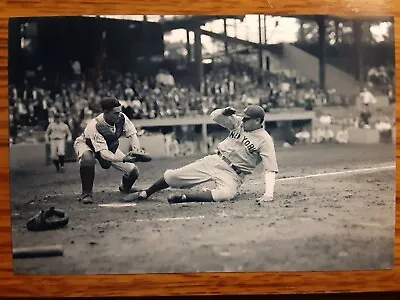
top-left (118, 184), bottom-right (140, 194)
top-left (82, 194), bottom-right (93, 204)
top-left (167, 194), bottom-right (185, 204)
top-left (255, 196), bottom-right (274, 205)
top-left (122, 191), bottom-right (147, 202)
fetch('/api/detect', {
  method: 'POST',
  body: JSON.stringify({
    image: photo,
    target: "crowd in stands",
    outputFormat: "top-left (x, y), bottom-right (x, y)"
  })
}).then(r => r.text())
top-left (8, 58), bottom-right (395, 148)
top-left (365, 65), bottom-right (395, 102)
top-left (290, 101), bottom-right (395, 147)
top-left (8, 61), bottom-right (333, 143)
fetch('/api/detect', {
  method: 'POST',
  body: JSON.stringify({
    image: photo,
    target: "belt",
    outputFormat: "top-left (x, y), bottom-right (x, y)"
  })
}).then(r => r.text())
top-left (217, 151), bottom-right (242, 175)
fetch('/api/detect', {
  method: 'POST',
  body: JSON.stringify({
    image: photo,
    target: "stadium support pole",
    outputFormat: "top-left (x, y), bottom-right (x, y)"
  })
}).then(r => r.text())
top-left (223, 18), bottom-right (228, 55)
top-left (201, 123), bottom-right (208, 154)
top-left (353, 20), bottom-right (363, 84)
top-left (194, 26), bottom-right (204, 92)
top-left (263, 15), bottom-right (267, 44)
top-left (317, 15), bottom-right (326, 91)
top-left (299, 19), bottom-right (305, 43)
top-left (186, 29), bottom-right (191, 64)
top-left (258, 15), bottom-right (263, 69)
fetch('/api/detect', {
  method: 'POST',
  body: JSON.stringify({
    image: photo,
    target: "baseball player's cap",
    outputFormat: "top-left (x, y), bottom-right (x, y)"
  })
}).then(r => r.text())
top-left (101, 97), bottom-right (121, 111)
top-left (240, 105), bottom-right (265, 120)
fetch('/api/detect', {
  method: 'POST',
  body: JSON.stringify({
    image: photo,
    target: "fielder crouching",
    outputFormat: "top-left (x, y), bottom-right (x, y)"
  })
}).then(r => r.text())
top-left (73, 97), bottom-right (151, 204)
top-left (124, 105), bottom-right (279, 205)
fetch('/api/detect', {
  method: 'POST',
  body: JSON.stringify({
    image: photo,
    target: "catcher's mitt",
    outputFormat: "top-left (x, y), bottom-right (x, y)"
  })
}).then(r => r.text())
top-left (26, 207), bottom-right (69, 231)
top-left (123, 146), bottom-right (152, 163)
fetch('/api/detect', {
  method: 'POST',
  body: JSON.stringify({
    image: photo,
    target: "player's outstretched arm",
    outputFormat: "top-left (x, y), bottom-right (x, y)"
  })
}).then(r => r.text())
top-left (122, 113), bottom-right (143, 151)
top-left (44, 124), bottom-right (51, 143)
top-left (257, 139), bottom-right (279, 203)
top-left (65, 125), bottom-right (73, 142)
top-left (261, 171), bottom-right (276, 202)
top-left (210, 107), bottom-right (239, 130)
top-left (127, 133), bottom-right (141, 151)
top-left (99, 149), bottom-right (138, 163)
top-left (99, 149), bottom-right (125, 162)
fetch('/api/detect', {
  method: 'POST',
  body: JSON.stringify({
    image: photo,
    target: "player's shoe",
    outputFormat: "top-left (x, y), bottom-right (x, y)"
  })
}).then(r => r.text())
top-left (255, 195), bottom-right (274, 205)
top-left (167, 194), bottom-right (185, 204)
top-left (122, 190), bottom-right (147, 202)
top-left (59, 166), bottom-right (65, 173)
top-left (81, 194), bottom-right (93, 204)
top-left (118, 184), bottom-right (140, 194)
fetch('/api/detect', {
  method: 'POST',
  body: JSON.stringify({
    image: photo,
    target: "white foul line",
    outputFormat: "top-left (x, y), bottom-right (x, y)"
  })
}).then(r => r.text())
top-left (98, 202), bottom-right (137, 208)
top-left (135, 216), bottom-right (205, 222)
top-left (49, 165), bottom-right (395, 199)
top-left (276, 165), bottom-right (395, 183)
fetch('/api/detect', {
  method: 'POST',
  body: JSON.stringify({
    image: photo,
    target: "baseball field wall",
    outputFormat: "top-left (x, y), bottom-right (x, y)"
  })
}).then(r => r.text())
top-left (11, 110), bottom-right (395, 170)
top-left (10, 111), bottom-right (315, 169)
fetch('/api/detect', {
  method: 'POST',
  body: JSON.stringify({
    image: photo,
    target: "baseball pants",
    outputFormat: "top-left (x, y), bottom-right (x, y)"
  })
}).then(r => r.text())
top-left (163, 154), bottom-right (245, 201)
top-left (50, 139), bottom-right (66, 160)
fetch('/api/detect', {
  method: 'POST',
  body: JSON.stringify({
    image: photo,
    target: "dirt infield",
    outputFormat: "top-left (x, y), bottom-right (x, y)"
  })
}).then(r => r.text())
top-left (10, 143), bottom-right (396, 274)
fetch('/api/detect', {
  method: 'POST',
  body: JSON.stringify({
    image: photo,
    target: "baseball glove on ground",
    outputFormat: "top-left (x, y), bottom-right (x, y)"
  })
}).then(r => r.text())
top-left (26, 207), bottom-right (69, 231)
top-left (123, 146), bottom-right (152, 163)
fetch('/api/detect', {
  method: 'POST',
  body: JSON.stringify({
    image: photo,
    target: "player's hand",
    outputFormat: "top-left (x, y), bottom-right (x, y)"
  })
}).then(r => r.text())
top-left (122, 153), bottom-right (138, 163)
top-left (222, 107), bottom-right (236, 116)
top-left (123, 148), bottom-right (152, 163)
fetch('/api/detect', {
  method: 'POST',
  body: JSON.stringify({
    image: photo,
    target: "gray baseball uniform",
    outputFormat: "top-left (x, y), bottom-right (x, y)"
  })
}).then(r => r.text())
top-left (163, 108), bottom-right (279, 201)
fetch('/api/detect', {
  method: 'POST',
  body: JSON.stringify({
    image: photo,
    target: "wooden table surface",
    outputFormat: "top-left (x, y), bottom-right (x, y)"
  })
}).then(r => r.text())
top-left (0, 0), bottom-right (399, 297)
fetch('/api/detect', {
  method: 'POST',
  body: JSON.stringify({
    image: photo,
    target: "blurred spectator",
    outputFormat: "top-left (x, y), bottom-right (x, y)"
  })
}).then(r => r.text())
top-left (359, 106), bottom-right (372, 128)
top-left (295, 128), bottom-right (311, 144)
top-left (335, 125), bottom-right (349, 144)
top-left (360, 87), bottom-right (377, 106)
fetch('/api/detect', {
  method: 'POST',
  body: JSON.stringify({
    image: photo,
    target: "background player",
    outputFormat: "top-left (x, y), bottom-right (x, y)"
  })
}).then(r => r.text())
top-left (44, 113), bottom-right (73, 173)
top-left (73, 97), bottom-right (149, 204)
top-left (124, 104), bottom-right (279, 204)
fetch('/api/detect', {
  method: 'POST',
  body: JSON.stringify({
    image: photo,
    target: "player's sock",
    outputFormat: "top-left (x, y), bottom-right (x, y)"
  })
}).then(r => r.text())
top-left (121, 167), bottom-right (139, 192)
top-left (80, 165), bottom-right (95, 195)
top-left (144, 177), bottom-right (170, 198)
top-left (53, 159), bottom-right (60, 171)
top-left (59, 155), bottom-right (65, 167)
top-left (181, 191), bottom-right (215, 202)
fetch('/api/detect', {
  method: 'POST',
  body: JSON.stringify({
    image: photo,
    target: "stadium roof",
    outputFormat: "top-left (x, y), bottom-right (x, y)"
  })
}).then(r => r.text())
top-left (158, 15), bottom-right (393, 32)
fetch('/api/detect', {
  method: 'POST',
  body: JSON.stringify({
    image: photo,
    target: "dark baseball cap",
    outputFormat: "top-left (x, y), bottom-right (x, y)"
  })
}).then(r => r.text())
top-left (101, 97), bottom-right (121, 111)
top-left (241, 105), bottom-right (265, 120)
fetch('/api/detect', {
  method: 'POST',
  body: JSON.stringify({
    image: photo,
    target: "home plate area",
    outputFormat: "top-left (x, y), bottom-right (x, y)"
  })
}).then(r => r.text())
top-left (10, 144), bottom-right (396, 274)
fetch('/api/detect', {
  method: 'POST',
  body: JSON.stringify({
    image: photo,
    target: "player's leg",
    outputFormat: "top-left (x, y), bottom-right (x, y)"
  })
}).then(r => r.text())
top-left (210, 172), bottom-right (242, 201)
top-left (167, 156), bottom-right (243, 203)
top-left (123, 155), bottom-right (213, 202)
top-left (110, 149), bottom-right (140, 193)
top-left (167, 190), bottom-right (214, 203)
top-left (57, 139), bottom-right (66, 172)
top-left (74, 139), bottom-right (96, 204)
top-left (50, 140), bottom-right (60, 172)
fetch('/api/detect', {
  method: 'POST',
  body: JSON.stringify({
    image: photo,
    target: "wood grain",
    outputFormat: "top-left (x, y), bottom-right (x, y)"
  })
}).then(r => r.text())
top-left (0, 0), bottom-right (399, 297)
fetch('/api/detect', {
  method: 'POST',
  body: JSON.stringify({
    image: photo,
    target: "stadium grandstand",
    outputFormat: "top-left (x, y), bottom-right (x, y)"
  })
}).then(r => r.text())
top-left (8, 15), bottom-right (395, 159)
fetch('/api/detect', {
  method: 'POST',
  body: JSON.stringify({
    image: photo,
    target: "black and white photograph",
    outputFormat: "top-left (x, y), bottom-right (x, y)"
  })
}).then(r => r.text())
top-left (8, 14), bottom-right (396, 275)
